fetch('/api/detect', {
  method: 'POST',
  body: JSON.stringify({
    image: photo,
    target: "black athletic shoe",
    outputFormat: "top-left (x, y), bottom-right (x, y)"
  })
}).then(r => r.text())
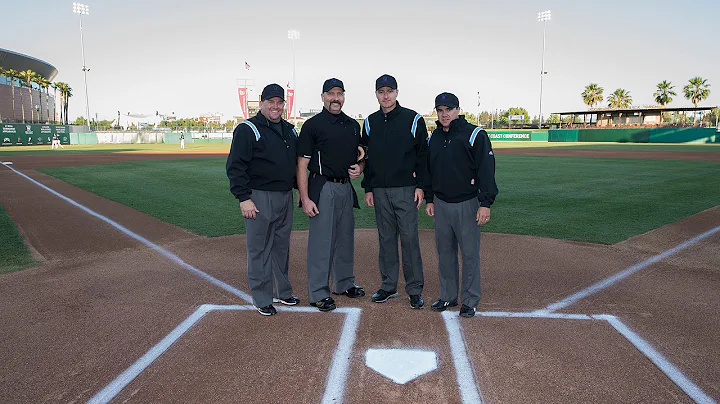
top-left (333, 285), bottom-right (365, 298)
top-left (460, 304), bottom-right (476, 318)
top-left (431, 299), bottom-right (458, 312)
top-left (371, 289), bottom-right (398, 303)
top-left (255, 304), bottom-right (277, 316)
top-left (310, 297), bottom-right (336, 312)
top-left (409, 294), bottom-right (424, 309)
top-left (273, 296), bottom-right (300, 306)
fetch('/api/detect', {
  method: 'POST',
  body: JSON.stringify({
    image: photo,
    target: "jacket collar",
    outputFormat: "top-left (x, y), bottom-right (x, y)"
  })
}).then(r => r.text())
top-left (253, 112), bottom-right (290, 131)
top-left (378, 101), bottom-right (402, 120)
top-left (436, 115), bottom-right (468, 132)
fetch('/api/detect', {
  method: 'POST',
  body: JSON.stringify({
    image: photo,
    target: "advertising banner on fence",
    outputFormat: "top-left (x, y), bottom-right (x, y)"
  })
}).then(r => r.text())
top-left (287, 89), bottom-right (295, 120)
top-left (238, 88), bottom-right (248, 119)
top-left (1, 124), bottom-right (70, 146)
top-left (487, 132), bottom-right (531, 141)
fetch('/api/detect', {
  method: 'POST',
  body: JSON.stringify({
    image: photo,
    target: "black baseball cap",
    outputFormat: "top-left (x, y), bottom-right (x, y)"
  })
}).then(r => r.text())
top-left (261, 83), bottom-right (285, 101)
top-left (322, 78), bottom-right (345, 93)
top-left (435, 92), bottom-right (459, 109)
top-left (375, 74), bottom-right (397, 90)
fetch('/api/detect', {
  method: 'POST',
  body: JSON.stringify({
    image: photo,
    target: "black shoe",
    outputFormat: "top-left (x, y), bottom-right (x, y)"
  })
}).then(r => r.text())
top-left (273, 296), bottom-right (300, 306)
top-left (371, 289), bottom-right (398, 303)
top-left (460, 304), bottom-right (476, 318)
top-left (333, 285), bottom-right (365, 298)
top-left (310, 297), bottom-right (336, 312)
top-left (255, 304), bottom-right (277, 316)
top-left (431, 299), bottom-right (458, 312)
top-left (409, 294), bottom-right (424, 309)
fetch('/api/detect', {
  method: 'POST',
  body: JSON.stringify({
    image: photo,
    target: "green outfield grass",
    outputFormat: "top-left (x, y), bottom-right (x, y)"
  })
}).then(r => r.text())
top-left (0, 205), bottom-right (34, 274)
top-left (38, 155), bottom-right (720, 244)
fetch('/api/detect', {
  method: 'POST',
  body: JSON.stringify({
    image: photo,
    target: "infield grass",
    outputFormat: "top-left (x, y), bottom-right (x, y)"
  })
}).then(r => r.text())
top-left (38, 156), bottom-right (720, 244)
top-left (0, 204), bottom-right (34, 274)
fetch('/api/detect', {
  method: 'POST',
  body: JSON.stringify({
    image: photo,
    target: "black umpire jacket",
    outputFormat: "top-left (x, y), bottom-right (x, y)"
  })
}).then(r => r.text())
top-left (226, 113), bottom-right (298, 202)
top-left (360, 102), bottom-right (428, 192)
top-left (424, 115), bottom-right (498, 207)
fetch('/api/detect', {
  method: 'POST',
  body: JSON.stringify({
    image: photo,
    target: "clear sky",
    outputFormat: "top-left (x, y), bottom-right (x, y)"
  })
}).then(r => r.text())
top-left (2, 0), bottom-right (718, 122)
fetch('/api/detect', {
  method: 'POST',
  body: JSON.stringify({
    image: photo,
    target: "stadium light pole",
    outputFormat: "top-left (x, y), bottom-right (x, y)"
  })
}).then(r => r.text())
top-left (538, 10), bottom-right (551, 128)
top-left (73, 2), bottom-right (91, 128)
top-left (288, 29), bottom-right (300, 123)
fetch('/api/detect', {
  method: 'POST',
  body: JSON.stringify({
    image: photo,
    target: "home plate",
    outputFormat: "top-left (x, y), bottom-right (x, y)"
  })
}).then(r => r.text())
top-left (365, 348), bottom-right (438, 384)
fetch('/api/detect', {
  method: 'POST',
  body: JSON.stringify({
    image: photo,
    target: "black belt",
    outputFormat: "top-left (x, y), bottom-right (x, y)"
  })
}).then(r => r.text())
top-left (326, 176), bottom-right (349, 184)
top-left (311, 173), bottom-right (349, 184)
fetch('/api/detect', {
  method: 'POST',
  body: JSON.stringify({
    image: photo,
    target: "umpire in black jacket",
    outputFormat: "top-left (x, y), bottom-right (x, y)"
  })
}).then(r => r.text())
top-left (424, 92), bottom-right (498, 318)
top-left (227, 83), bottom-right (300, 316)
top-left (361, 74), bottom-right (428, 309)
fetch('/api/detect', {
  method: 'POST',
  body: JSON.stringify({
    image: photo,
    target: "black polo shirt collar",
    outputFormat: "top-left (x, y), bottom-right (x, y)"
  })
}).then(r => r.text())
top-left (320, 107), bottom-right (353, 124)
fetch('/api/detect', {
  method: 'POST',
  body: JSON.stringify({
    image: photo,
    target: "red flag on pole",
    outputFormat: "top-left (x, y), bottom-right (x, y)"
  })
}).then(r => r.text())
top-left (238, 88), bottom-right (248, 119)
top-left (287, 89), bottom-right (295, 120)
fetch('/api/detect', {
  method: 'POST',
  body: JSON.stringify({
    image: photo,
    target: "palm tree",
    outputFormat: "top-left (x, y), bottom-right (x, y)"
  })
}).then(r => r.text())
top-left (608, 88), bottom-right (632, 108)
top-left (55, 82), bottom-right (73, 125)
top-left (683, 77), bottom-right (711, 108)
top-left (654, 81), bottom-right (676, 106)
top-left (18, 70), bottom-right (37, 123)
top-left (37, 77), bottom-right (51, 123)
top-left (51, 83), bottom-right (59, 123)
top-left (653, 81), bottom-right (676, 124)
top-left (582, 83), bottom-right (604, 108)
top-left (5, 68), bottom-right (19, 122)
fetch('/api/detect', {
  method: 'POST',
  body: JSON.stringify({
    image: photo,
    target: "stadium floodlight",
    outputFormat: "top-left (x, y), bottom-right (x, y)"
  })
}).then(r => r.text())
top-left (537, 10), bottom-right (551, 128)
top-left (73, 2), bottom-right (91, 127)
top-left (288, 30), bottom-right (300, 122)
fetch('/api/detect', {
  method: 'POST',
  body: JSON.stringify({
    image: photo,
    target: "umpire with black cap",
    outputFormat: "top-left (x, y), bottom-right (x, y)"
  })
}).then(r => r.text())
top-left (227, 83), bottom-right (300, 316)
top-left (361, 74), bottom-right (428, 309)
top-left (424, 92), bottom-right (498, 318)
top-left (297, 78), bottom-right (365, 312)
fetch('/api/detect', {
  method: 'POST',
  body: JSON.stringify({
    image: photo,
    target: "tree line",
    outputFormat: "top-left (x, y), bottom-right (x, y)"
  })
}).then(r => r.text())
top-left (581, 77), bottom-right (711, 109)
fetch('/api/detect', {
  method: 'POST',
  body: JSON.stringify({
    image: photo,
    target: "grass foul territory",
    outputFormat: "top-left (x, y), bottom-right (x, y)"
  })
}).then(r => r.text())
top-left (39, 156), bottom-right (720, 244)
top-left (0, 205), bottom-right (34, 273)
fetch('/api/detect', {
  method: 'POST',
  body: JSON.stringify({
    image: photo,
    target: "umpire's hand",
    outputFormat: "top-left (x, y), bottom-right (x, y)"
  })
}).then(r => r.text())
top-left (476, 207), bottom-right (491, 226)
top-left (239, 199), bottom-right (259, 219)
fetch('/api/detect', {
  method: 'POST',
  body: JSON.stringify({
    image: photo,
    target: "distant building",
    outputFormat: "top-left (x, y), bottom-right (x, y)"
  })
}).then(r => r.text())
top-left (553, 106), bottom-right (716, 128)
top-left (0, 48), bottom-right (58, 123)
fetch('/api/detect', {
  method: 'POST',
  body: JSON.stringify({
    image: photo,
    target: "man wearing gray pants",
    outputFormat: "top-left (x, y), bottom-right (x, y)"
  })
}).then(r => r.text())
top-left (297, 78), bottom-right (365, 312)
top-left (361, 74), bottom-right (428, 309)
top-left (227, 83), bottom-right (300, 316)
top-left (424, 92), bottom-right (498, 318)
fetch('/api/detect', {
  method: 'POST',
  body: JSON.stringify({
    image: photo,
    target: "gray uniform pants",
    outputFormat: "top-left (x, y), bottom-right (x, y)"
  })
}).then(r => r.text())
top-left (244, 189), bottom-right (294, 308)
top-left (373, 186), bottom-right (423, 295)
top-left (307, 181), bottom-right (356, 303)
top-left (434, 197), bottom-right (482, 308)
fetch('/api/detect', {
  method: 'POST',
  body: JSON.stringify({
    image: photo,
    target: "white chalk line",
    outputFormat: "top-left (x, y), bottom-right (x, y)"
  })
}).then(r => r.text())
top-left (538, 224), bottom-right (720, 314)
top-left (2, 162), bottom-right (253, 303)
top-left (595, 315), bottom-right (716, 404)
top-left (442, 311), bottom-right (484, 404)
top-left (87, 305), bottom-right (362, 404)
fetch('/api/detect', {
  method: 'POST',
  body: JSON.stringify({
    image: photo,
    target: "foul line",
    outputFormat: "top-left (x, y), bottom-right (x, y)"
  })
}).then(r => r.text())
top-left (594, 315), bottom-right (716, 404)
top-left (538, 225), bottom-right (720, 314)
top-left (88, 305), bottom-right (362, 404)
top-left (1, 162), bottom-right (253, 303)
top-left (442, 311), bottom-right (484, 404)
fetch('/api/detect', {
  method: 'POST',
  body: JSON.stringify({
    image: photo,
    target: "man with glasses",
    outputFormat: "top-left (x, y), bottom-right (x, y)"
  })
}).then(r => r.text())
top-left (227, 83), bottom-right (300, 316)
top-left (424, 92), bottom-right (498, 318)
top-left (297, 78), bottom-right (365, 312)
top-left (361, 74), bottom-right (428, 309)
